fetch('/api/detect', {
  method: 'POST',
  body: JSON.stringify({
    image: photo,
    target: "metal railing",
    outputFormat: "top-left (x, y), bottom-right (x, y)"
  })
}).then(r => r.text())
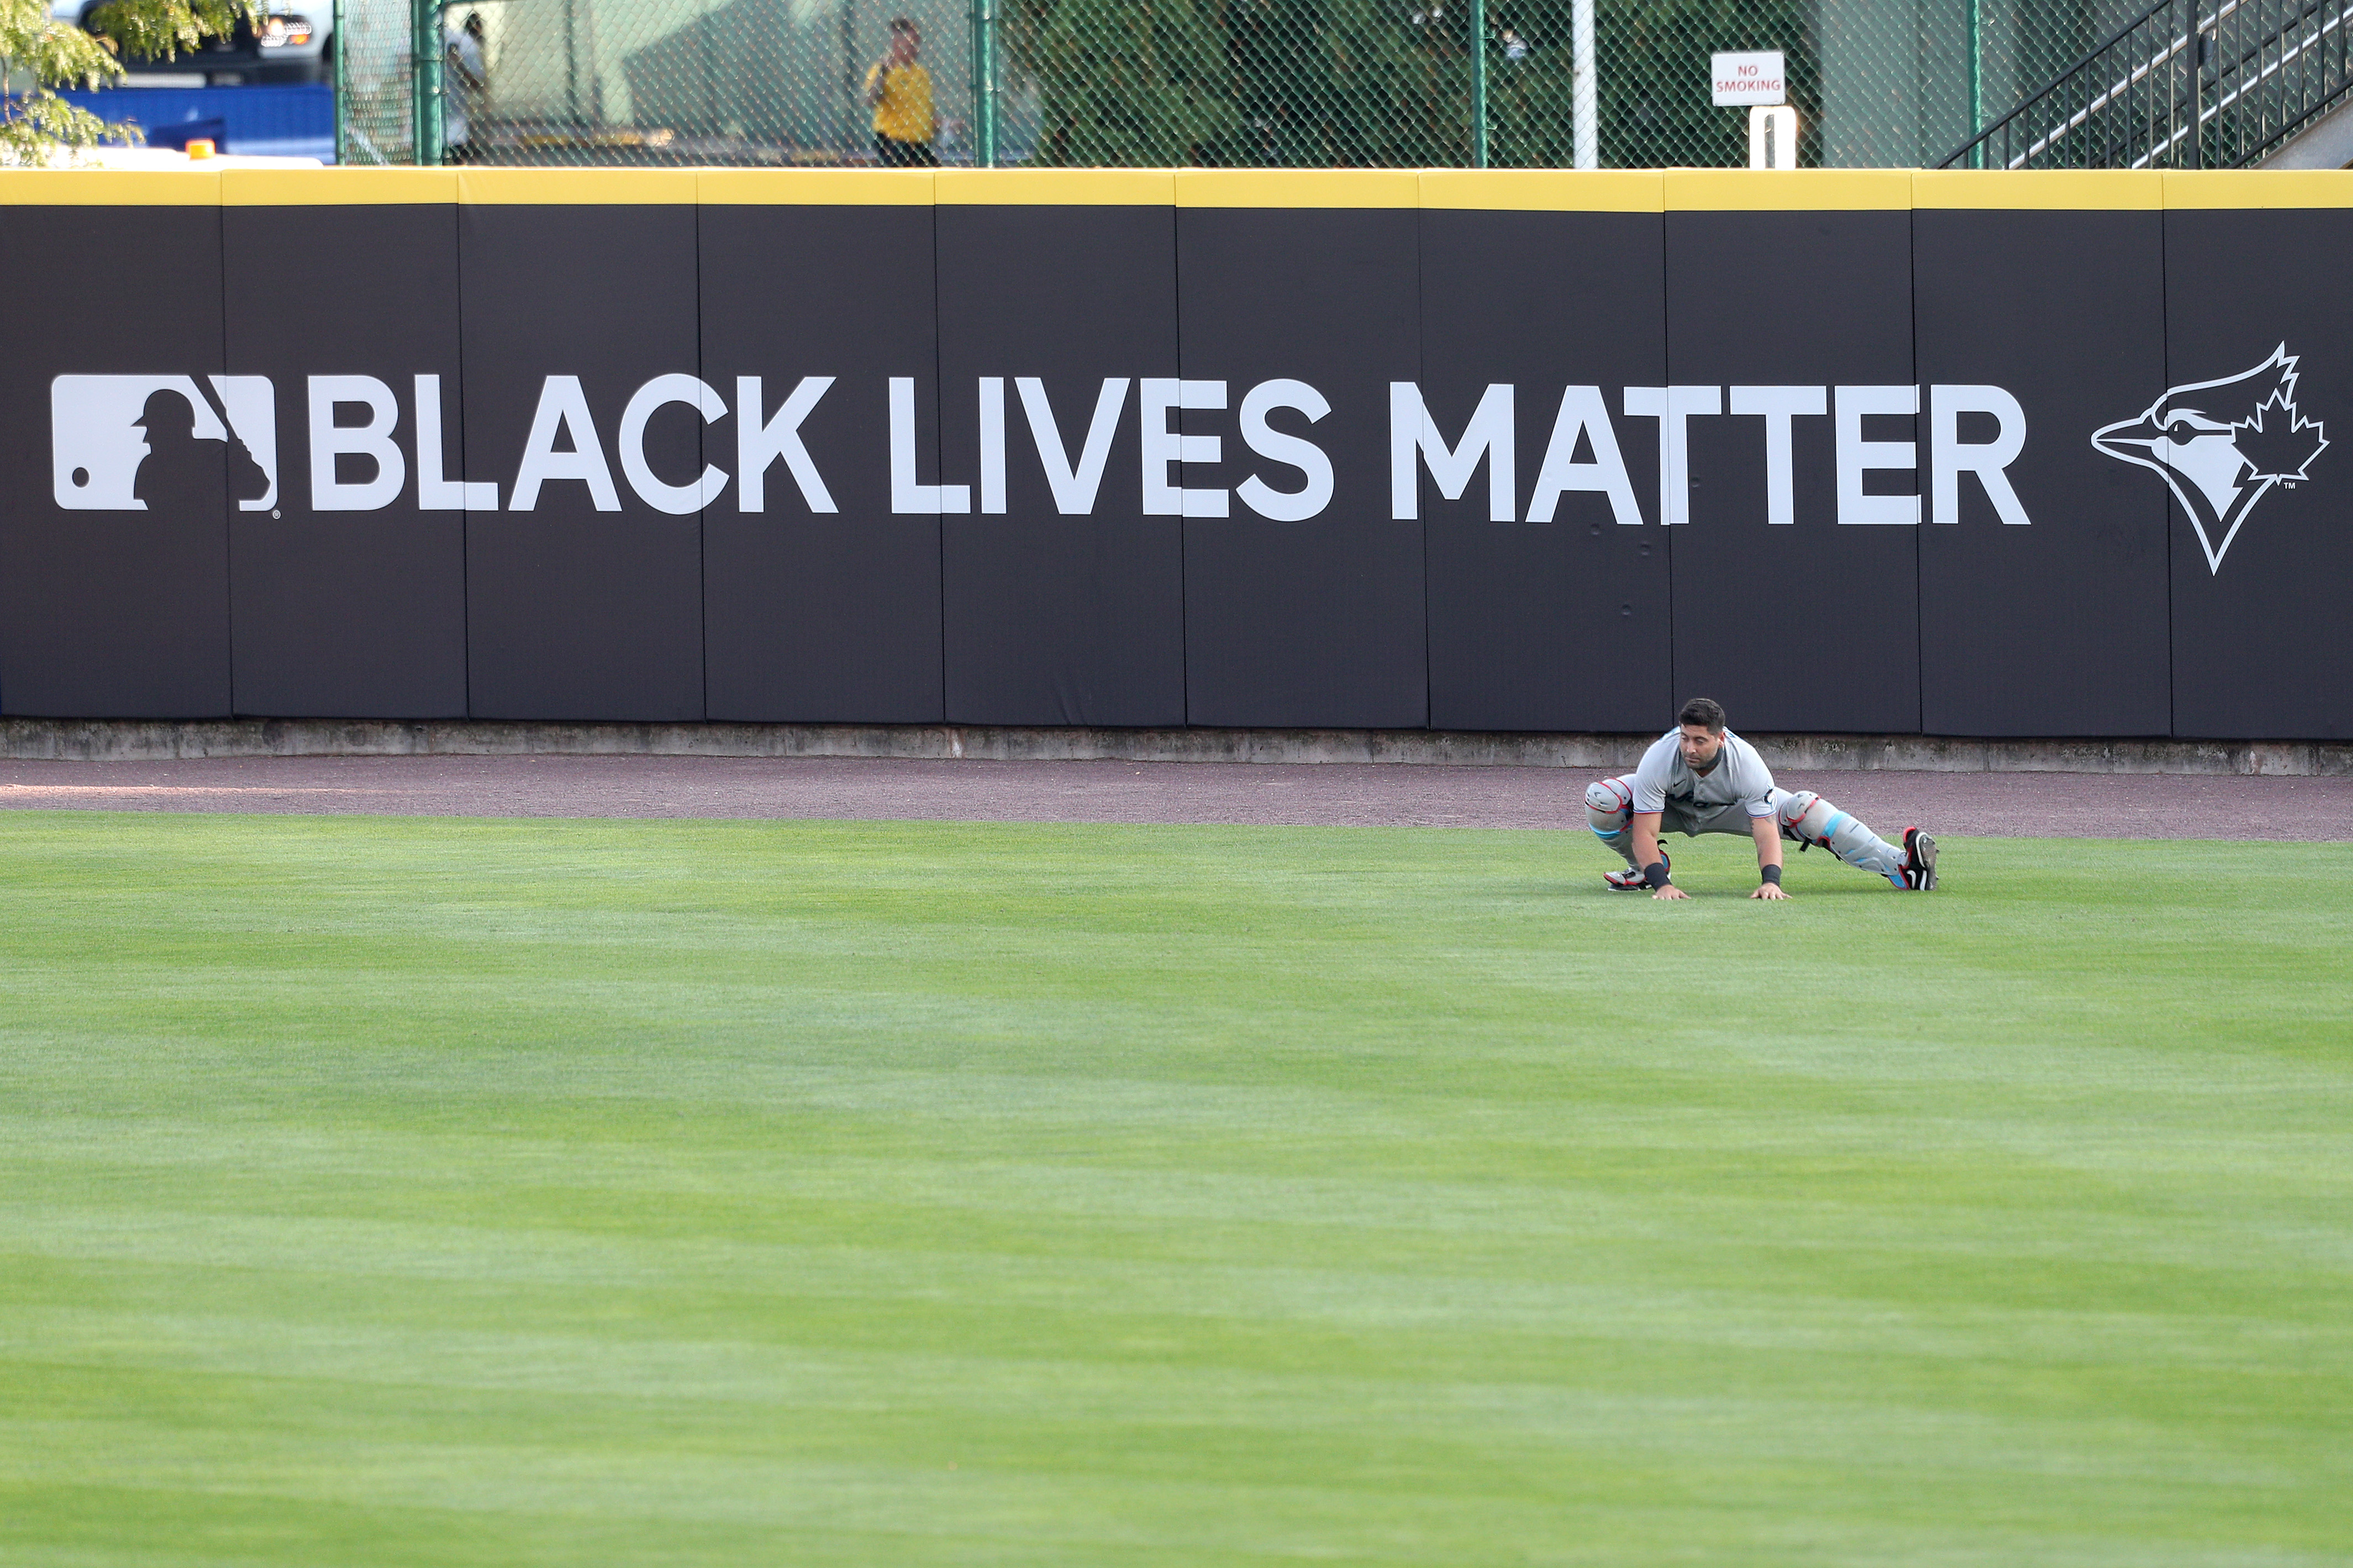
top-left (1943, 0), bottom-right (2353, 168)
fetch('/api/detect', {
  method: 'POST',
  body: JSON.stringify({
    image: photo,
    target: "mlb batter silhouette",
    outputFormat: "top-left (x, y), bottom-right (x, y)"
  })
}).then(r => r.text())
top-left (130, 388), bottom-right (270, 516)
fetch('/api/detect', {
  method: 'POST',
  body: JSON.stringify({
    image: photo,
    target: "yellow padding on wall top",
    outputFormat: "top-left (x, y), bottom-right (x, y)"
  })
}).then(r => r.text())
top-left (935, 168), bottom-right (1175, 204)
top-left (0, 169), bottom-right (221, 205)
top-left (1176, 169), bottom-right (1421, 208)
top-left (221, 167), bottom-right (459, 205)
top-left (2162, 168), bottom-right (2353, 207)
top-left (1420, 170), bottom-right (1664, 212)
top-left (1666, 168), bottom-right (1914, 210)
top-left (456, 167), bottom-right (697, 204)
top-left (698, 168), bottom-right (935, 204)
top-left (1912, 169), bottom-right (2161, 209)
top-left (9, 164), bottom-right (2353, 212)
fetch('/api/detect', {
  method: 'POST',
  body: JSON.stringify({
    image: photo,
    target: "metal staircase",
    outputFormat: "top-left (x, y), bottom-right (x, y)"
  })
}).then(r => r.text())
top-left (1941, 0), bottom-right (2353, 170)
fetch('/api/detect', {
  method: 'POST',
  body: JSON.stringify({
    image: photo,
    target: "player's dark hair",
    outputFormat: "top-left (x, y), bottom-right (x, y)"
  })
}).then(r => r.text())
top-left (1678, 697), bottom-right (1725, 734)
top-left (889, 15), bottom-right (918, 31)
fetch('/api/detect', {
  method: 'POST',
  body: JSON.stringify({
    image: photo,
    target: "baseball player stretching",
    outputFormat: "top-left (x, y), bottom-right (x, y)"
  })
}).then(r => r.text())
top-left (1587, 698), bottom-right (1938, 899)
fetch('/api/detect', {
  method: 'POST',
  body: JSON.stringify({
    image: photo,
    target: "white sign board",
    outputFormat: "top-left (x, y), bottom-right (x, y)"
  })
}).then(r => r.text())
top-left (1710, 51), bottom-right (1787, 107)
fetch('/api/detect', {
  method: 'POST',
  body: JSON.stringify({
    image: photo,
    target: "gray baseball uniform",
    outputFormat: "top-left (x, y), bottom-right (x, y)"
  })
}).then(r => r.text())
top-left (1584, 727), bottom-right (1913, 887)
top-left (1625, 726), bottom-right (1778, 835)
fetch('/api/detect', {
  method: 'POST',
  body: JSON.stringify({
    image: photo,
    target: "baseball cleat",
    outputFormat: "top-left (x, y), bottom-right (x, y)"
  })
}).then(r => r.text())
top-left (1604, 853), bottom-right (1667, 891)
top-left (1901, 828), bottom-right (1938, 890)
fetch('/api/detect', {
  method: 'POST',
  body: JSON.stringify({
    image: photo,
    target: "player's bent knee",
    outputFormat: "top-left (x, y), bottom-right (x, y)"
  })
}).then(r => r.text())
top-left (1777, 791), bottom-right (1832, 844)
top-left (1585, 777), bottom-right (1634, 833)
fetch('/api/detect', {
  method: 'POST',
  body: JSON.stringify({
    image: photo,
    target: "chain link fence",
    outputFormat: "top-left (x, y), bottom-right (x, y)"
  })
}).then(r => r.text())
top-left (335, 0), bottom-right (2156, 170)
top-left (1945, 0), bottom-right (2353, 170)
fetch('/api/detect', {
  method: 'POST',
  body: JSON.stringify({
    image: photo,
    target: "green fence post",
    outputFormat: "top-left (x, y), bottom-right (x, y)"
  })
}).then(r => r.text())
top-left (1967, 0), bottom-right (1983, 168)
top-left (841, 0), bottom-right (857, 160)
top-left (333, 0), bottom-right (348, 163)
top-left (412, 0), bottom-right (444, 166)
top-left (970, 0), bottom-right (998, 167)
top-left (1468, 0), bottom-right (1488, 168)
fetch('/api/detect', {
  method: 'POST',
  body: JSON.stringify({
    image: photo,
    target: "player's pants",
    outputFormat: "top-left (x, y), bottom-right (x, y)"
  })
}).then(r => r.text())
top-left (1584, 778), bottom-right (1911, 888)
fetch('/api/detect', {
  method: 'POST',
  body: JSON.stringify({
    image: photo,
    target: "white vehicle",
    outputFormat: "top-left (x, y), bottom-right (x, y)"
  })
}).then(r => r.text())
top-left (55, 0), bottom-right (331, 86)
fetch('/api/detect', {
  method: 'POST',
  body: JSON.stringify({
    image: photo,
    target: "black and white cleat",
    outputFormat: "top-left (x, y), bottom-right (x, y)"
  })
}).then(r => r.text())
top-left (1901, 828), bottom-right (1938, 891)
top-left (1604, 852), bottom-right (1668, 891)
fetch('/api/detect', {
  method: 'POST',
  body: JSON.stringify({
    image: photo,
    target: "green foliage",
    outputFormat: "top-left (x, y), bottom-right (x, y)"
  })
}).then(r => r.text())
top-left (1210, 0), bottom-right (1472, 167)
top-left (1, 0), bottom-right (256, 165)
top-left (84, 0), bottom-right (257, 64)
top-left (1002, 0), bottom-right (1817, 169)
top-left (1585, 0), bottom-right (1817, 167)
top-left (0, 0), bottom-right (122, 163)
top-left (1008, 0), bottom-right (1476, 167)
top-left (1005, 0), bottom-right (1243, 166)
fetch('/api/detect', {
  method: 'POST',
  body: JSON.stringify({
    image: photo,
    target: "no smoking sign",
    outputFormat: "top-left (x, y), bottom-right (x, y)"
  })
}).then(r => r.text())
top-left (1710, 51), bottom-right (1787, 107)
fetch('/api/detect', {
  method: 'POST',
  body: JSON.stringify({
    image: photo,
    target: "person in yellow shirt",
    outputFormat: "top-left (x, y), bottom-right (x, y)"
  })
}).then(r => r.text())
top-left (865, 18), bottom-right (937, 166)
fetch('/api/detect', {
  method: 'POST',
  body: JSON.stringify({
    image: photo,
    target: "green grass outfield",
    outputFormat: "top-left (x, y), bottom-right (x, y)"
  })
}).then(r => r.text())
top-left (3, 810), bottom-right (2349, 1566)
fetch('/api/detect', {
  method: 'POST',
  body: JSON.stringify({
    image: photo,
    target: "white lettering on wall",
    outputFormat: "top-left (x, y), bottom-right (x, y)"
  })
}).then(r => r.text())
top-left (619, 373), bottom-right (729, 515)
top-left (307, 375), bottom-right (403, 511)
top-left (414, 374), bottom-right (496, 510)
top-left (736, 375), bottom-right (834, 513)
top-left (1622, 386), bottom-right (1720, 525)
top-left (1727, 384), bottom-right (1825, 525)
top-left (978, 377), bottom-right (1008, 514)
top-left (1930, 384), bottom-right (2031, 526)
top-left (1391, 383), bottom-right (1515, 522)
top-left (1020, 377), bottom-right (1129, 515)
top-left (1235, 379), bottom-right (1333, 521)
top-left (1526, 386), bottom-right (1643, 526)
top-left (1835, 384), bottom-right (1919, 525)
top-left (888, 377), bottom-right (970, 515)
top-left (1141, 378), bottom-right (1228, 518)
top-left (510, 375), bottom-right (619, 511)
top-left (59, 369), bottom-right (2041, 535)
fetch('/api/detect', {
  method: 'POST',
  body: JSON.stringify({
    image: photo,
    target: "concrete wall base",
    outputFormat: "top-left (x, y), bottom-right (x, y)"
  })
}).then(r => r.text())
top-left (2, 719), bottom-right (2349, 775)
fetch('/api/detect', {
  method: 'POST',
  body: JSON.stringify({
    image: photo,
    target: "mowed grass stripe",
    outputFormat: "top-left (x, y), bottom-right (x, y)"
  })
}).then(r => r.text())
top-left (1, 812), bottom-right (2347, 1565)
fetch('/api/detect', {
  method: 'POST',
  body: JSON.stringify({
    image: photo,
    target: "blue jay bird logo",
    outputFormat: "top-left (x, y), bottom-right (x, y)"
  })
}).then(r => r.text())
top-left (2092, 345), bottom-right (2328, 574)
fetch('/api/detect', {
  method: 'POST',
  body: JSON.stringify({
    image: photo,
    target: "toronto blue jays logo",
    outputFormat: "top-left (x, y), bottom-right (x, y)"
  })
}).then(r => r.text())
top-left (2091, 345), bottom-right (2328, 574)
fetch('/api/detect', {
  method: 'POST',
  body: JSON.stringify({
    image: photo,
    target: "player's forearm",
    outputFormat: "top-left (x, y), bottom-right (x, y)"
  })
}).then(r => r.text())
top-left (1632, 816), bottom-right (1664, 869)
top-left (1751, 817), bottom-right (1784, 869)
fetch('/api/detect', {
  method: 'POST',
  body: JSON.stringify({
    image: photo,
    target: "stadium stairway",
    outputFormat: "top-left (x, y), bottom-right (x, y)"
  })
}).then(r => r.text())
top-left (1942, 0), bottom-right (2353, 171)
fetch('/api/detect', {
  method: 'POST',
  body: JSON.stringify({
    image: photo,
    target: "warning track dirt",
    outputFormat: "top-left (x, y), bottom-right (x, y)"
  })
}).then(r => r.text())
top-left (0, 754), bottom-right (2346, 840)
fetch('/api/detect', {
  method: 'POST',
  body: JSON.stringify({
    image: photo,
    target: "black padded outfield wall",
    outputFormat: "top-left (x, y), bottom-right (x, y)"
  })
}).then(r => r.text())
top-left (1668, 178), bottom-right (1923, 734)
top-left (1912, 180), bottom-right (2172, 738)
top-left (2, 167), bottom-right (2350, 740)
top-left (224, 176), bottom-right (469, 718)
top-left (1418, 175), bottom-right (1672, 734)
top-left (459, 173), bottom-right (705, 721)
top-left (2164, 200), bottom-right (2353, 740)
top-left (699, 173), bottom-right (945, 724)
top-left (1177, 177), bottom-right (1428, 731)
top-left (935, 174), bottom-right (1186, 727)
top-left (0, 187), bottom-right (234, 716)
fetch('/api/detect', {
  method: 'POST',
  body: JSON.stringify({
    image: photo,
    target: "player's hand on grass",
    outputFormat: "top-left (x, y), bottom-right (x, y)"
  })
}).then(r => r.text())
top-left (1653, 884), bottom-right (1691, 901)
top-left (1751, 882), bottom-right (1789, 900)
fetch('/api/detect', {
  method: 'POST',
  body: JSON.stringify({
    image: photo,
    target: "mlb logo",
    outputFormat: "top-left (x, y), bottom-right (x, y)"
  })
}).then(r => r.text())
top-left (51, 374), bottom-right (278, 513)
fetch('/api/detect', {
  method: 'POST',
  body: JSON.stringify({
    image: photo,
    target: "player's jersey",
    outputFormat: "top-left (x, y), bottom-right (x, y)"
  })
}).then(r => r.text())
top-left (1626, 727), bottom-right (1777, 818)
